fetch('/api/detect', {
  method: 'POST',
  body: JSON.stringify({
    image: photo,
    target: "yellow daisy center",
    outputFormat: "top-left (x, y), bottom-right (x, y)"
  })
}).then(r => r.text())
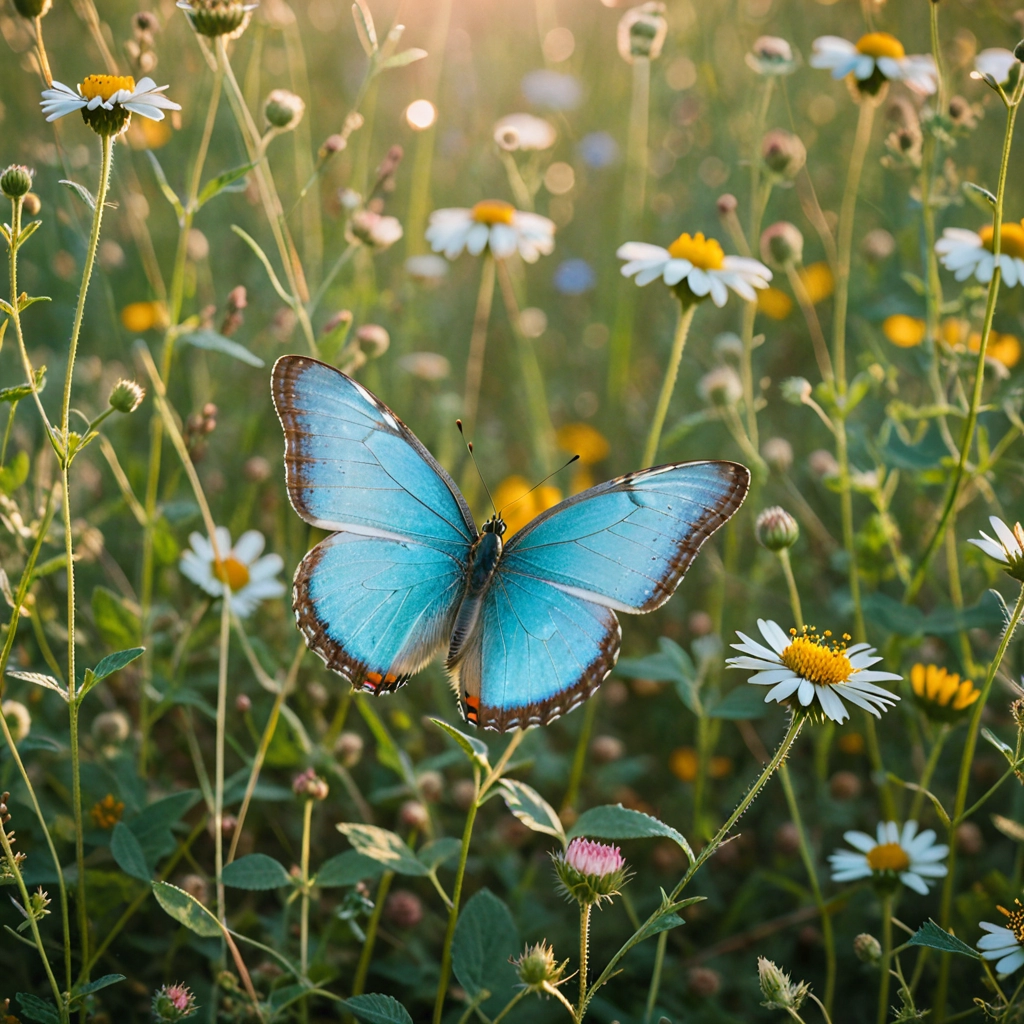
top-left (866, 842), bottom-right (910, 872)
top-left (855, 32), bottom-right (905, 60)
top-left (999, 900), bottom-right (1024, 944)
top-left (471, 200), bottom-right (516, 225)
top-left (667, 232), bottom-right (725, 270)
top-left (979, 222), bottom-right (1024, 260)
top-left (780, 630), bottom-right (853, 687)
top-left (80, 74), bottom-right (136, 102)
top-left (213, 556), bottom-right (250, 591)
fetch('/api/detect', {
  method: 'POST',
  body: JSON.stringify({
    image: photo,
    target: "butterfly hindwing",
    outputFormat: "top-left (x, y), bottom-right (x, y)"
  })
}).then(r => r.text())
top-left (272, 356), bottom-right (477, 558)
top-left (272, 356), bottom-right (475, 690)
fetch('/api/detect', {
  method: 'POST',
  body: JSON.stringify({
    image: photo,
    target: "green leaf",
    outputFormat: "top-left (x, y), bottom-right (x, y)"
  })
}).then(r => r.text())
top-left (706, 684), bottom-right (770, 720)
top-left (635, 911), bottom-right (685, 942)
top-left (152, 881), bottom-right (222, 937)
top-left (222, 853), bottom-right (292, 890)
top-left (0, 450), bottom-right (29, 495)
top-left (499, 779), bottom-right (565, 845)
top-left (80, 647), bottom-right (145, 702)
top-left (351, 0), bottom-right (377, 55)
top-left (196, 162), bottom-right (255, 208)
top-left (16, 993), bottom-right (60, 1024)
top-left (619, 638), bottom-right (701, 713)
top-left (431, 717), bottom-right (489, 766)
top-left (343, 994), bottom-right (413, 1024)
top-left (380, 47), bottom-right (428, 69)
top-left (5, 669), bottom-right (68, 702)
top-left (963, 181), bottom-right (997, 210)
top-left (111, 822), bottom-right (151, 881)
top-left (862, 591), bottom-right (1005, 637)
top-left (0, 365), bottom-right (46, 404)
top-left (315, 850), bottom-right (384, 887)
top-left (73, 974), bottom-right (125, 999)
top-left (907, 919), bottom-right (980, 959)
top-left (91, 587), bottom-right (140, 649)
top-left (568, 804), bottom-right (694, 862)
top-left (337, 824), bottom-right (429, 875)
top-left (357, 698), bottom-right (412, 782)
top-left (418, 837), bottom-right (462, 871)
top-left (60, 178), bottom-right (96, 210)
top-left (179, 328), bottom-right (265, 368)
top-left (982, 727), bottom-right (1014, 760)
top-left (14, 219), bottom-right (42, 249)
top-left (231, 226), bottom-right (295, 307)
top-left (127, 789), bottom-right (202, 865)
top-left (452, 889), bottom-right (519, 1008)
top-left (145, 151), bottom-right (184, 219)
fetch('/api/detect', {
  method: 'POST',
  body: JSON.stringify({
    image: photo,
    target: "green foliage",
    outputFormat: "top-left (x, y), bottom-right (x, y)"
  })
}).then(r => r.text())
top-left (452, 889), bottom-right (520, 1010)
top-left (221, 853), bottom-right (292, 890)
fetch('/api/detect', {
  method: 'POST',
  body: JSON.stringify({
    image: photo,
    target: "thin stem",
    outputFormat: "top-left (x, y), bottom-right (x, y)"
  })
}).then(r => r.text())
top-left (462, 254), bottom-right (497, 429)
top-left (33, 16), bottom-right (53, 86)
top-left (214, 592), bottom-right (232, 923)
top-left (490, 989), bottom-right (528, 1024)
top-left (308, 242), bottom-right (358, 318)
top-left (778, 549), bottom-right (803, 628)
top-left (352, 870), bottom-right (393, 999)
top-left (642, 302), bottom-right (697, 467)
top-left (878, 893), bottom-right (893, 1024)
top-left (936, 584), bottom-right (1024, 1020)
top-left (908, 724), bottom-right (949, 822)
top-left (643, 930), bottom-right (667, 1024)
top-left (779, 763), bottom-right (835, 1017)
top-left (577, 902), bottom-right (592, 1019)
top-left (300, 798), bottom-right (313, 980)
top-left (786, 263), bottom-right (834, 384)
top-left (561, 695), bottom-right (598, 814)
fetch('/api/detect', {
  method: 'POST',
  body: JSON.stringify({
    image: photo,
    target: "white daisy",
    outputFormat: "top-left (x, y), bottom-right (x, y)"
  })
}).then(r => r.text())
top-left (179, 527), bottom-right (285, 618)
top-left (41, 74), bottom-right (180, 137)
top-left (810, 33), bottom-right (937, 96)
top-left (426, 201), bottom-right (555, 264)
top-left (617, 233), bottom-right (771, 309)
top-left (935, 222), bottom-right (1024, 287)
top-left (726, 620), bottom-right (901, 724)
top-left (978, 901), bottom-right (1024, 976)
top-left (829, 821), bottom-right (948, 895)
top-left (493, 113), bottom-right (557, 152)
top-left (974, 48), bottom-right (1019, 87)
top-left (968, 514), bottom-right (1024, 580)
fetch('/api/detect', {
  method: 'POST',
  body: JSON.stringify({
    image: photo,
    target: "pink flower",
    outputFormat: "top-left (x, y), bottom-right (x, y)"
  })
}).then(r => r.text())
top-left (564, 837), bottom-right (624, 878)
top-left (166, 986), bottom-right (190, 1011)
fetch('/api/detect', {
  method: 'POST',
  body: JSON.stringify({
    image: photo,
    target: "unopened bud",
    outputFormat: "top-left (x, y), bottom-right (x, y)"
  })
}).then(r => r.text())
top-left (264, 89), bottom-right (305, 131)
top-left (762, 437), bottom-right (793, 473)
top-left (234, 693), bottom-right (252, 713)
top-left (861, 228), bottom-right (896, 264)
top-left (12, 0), bottom-right (51, 19)
top-left (355, 324), bottom-right (390, 357)
top-left (617, 2), bottom-right (667, 62)
top-left (1015, 40), bottom-right (1024, 63)
top-left (292, 767), bottom-right (329, 801)
top-left (761, 129), bottom-right (806, 179)
top-left (698, 366), bottom-right (742, 407)
top-left (853, 933), bottom-right (882, 965)
top-left (755, 506), bottom-right (799, 551)
top-left (746, 35), bottom-right (796, 76)
top-left (108, 378), bottom-right (145, 414)
top-left (1, 165), bottom-right (34, 200)
top-left (23, 193), bottom-right (41, 216)
top-left (514, 941), bottom-right (566, 991)
top-left (760, 221), bottom-right (804, 269)
top-left (757, 957), bottom-right (809, 1011)
top-left (399, 800), bottom-right (429, 831)
top-left (384, 889), bottom-right (423, 928)
top-left (716, 193), bottom-right (738, 217)
top-left (335, 731), bottom-right (363, 767)
top-left (780, 377), bottom-right (812, 405)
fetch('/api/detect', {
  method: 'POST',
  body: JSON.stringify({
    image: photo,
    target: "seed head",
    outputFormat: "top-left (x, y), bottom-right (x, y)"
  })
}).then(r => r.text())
top-left (698, 366), bottom-right (743, 407)
top-left (292, 767), bottom-right (329, 801)
top-left (760, 221), bottom-right (804, 268)
top-left (762, 129), bottom-right (806, 179)
top-left (384, 889), bottom-right (423, 929)
top-left (108, 378), bottom-right (145, 414)
top-left (334, 730), bottom-right (364, 767)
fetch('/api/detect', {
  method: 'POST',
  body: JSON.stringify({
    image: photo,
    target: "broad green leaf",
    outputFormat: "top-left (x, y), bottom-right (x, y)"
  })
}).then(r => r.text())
top-left (0, 450), bottom-right (29, 495)
top-left (635, 911), bottom-right (685, 942)
top-left (337, 824), bottom-right (429, 875)
top-left (617, 637), bottom-right (695, 684)
top-left (179, 329), bottom-right (265, 368)
top-left (5, 669), bottom-right (68, 702)
top-left (499, 779), bottom-right (565, 845)
top-left (431, 717), bottom-right (489, 766)
top-left (568, 804), bottom-right (694, 862)
top-left (73, 974), bottom-right (125, 998)
top-left (110, 822), bottom-right (151, 881)
top-left (452, 889), bottom-right (519, 1009)
top-left (196, 162), bottom-right (255, 207)
top-left (128, 789), bottom-right (202, 865)
top-left (152, 881), bottom-right (222, 938)
top-left (707, 684), bottom-right (770, 720)
top-left (418, 837), bottom-right (462, 871)
top-left (0, 365), bottom-right (45, 404)
top-left (16, 993), bottom-right (60, 1024)
top-left (222, 853), bottom-right (292, 890)
top-left (60, 178), bottom-right (96, 210)
top-left (91, 587), bottom-right (140, 649)
top-left (316, 850), bottom-right (384, 887)
top-left (80, 646), bottom-right (145, 702)
top-left (343, 994), bottom-right (413, 1024)
top-left (380, 47), bottom-right (427, 69)
top-left (145, 151), bottom-right (184, 218)
top-left (907, 920), bottom-right (979, 959)
top-left (993, 815), bottom-right (1024, 843)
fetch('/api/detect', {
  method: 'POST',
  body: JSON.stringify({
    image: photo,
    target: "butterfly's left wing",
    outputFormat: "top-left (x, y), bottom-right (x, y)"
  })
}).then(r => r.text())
top-left (450, 461), bottom-right (748, 730)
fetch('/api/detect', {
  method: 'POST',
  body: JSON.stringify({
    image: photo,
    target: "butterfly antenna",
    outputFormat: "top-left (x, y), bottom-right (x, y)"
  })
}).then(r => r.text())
top-left (456, 420), bottom-right (498, 517)
top-left (497, 454), bottom-right (580, 516)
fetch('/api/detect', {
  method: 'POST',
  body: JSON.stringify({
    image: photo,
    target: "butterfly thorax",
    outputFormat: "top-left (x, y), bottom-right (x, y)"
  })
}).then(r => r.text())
top-left (446, 515), bottom-right (506, 668)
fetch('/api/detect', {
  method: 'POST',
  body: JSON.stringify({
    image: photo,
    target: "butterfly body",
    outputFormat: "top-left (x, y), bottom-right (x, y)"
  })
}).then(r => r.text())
top-left (272, 355), bottom-right (749, 732)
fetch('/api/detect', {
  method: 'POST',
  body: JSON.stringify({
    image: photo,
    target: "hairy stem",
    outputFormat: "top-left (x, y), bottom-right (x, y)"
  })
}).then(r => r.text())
top-left (642, 301), bottom-right (697, 467)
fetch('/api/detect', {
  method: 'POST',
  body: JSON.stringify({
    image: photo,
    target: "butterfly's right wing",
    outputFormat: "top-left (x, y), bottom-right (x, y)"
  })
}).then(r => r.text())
top-left (272, 356), bottom-right (475, 691)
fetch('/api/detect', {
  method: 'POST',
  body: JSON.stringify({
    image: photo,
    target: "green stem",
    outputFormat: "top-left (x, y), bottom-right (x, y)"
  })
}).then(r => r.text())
top-left (462, 253), bottom-right (496, 429)
top-left (561, 695), bottom-right (598, 814)
top-left (778, 549), bottom-right (803, 628)
top-left (642, 302), bottom-right (697, 467)
top-left (935, 584), bottom-right (1024, 1020)
top-left (352, 870), bottom-right (393, 1000)
top-left (908, 723), bottom-right (949, 822)
top-left (308, 241), bottom-right (358, 318)
top-left (491, 989), bottom-right (528, 1024)
top-left (878, 893), bottom-right (893, 1024)
top-left (300, 798), bottom-right (313, 987)
top-left (577, 901), bottom-right (592, 1020)
top-left (214, 592), bottom-right (232, 923)
top-left (643, 930), bottom-right (667, 1024)
top-left (779, 763), bottom-right (835, 1017)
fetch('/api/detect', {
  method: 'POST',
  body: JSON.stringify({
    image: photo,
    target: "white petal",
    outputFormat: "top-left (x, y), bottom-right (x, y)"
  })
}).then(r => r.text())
top-left (995, 949), bottom-right (1024, 975)
top-left (816, 685), bottom-right (849, 723)
top-left (662, 259), bottom-right (692, 286)
top-left (765, 677), bottom-right (802, 702)
top-left (616, 242), bottom-right (670, 262)
top-left (843, 831), bottom-right (876, 854)
top-left (233, 530), bottom-right (266, 564)
top-left (991, 517), bottom-right (1021, 558)
top-left (758, 619), bottom-right (792, 655)
top-left (900, 871), bottom-right (930, 895)
top-left (797, 679), bottom-right (815, 706)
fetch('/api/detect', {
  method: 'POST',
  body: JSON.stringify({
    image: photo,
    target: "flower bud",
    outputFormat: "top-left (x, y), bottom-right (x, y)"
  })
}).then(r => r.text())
top-left (853, 933), bottom-right (882, 966)
top-left (416, 770), bottom-right (444, 802)
top-left (334, 730), bottom-right (364, 767)
top-left (590, 735), bottom-right (625, 763)
top-left (151, 982), bottom-right (199, 1022)
top-left (292, 768), bottom-right (329, 801)
top-left (552, 837), bottom-right (628, 906)
top-left (13, 0), bottom-right (51, 18)
top-left (716, 193), bottom-right (738, 217)
top-left (780, 376), bottom-right (812, 405)
top-left (355, 324), bottom-right (390, 357)
top-left (243, 457), bottom-right (270, 483)
top-left (1, 165), bottom-right (34, 200)
top-left (179, 874), bottom-right (209, 904)
top-left (755, 506), bottom-right (799, 551)
top-left (762, 437), bottom-right (793, 473)
top-left (349, 210), bottom-right (403, 250)
top-left (761, 129), bottom-right (806, 180)
top-left (108, 378), bottom-right (145, 414)
top-left (760, 221), bottom-right (804, 269)
top-left (698, 366), bottom-right (742, 407)
top-left (23, 193), bottom-right (42, 216)
top-left (514, 941), bottom-right (567, 991)
top-left (2, 700), bottom-right (32, 743)
top-left (180, 0), bottom-right (255, 38)
top-left (617, 3), bottom-right (667, 63)
top-left (861, 228), bottom-right (895, 264)
top-left (452, 778), bottom-right (476, 810)
top-left (384, 889), bottom-right (423, 929)
top-left (746, 35), bottom-right (796, 76)
top-left (829, 770), bottom-right (862, 801)
top-left (264, 89), bottom-right (305, 131)
top-left (757, 957), bottom-right (809, 1011)
top-left (234, 693), bottom-right (253, 713)
top-left (92, 710), bottom-right (131, 746)
top-left (399, 800), bottom-right (430, 831)
top-left (809, 448), bottom-right (840, 479)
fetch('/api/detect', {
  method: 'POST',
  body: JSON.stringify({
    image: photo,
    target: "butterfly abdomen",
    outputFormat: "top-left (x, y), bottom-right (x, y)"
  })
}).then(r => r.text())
top-left (446, 530), bottom-right (503, 668)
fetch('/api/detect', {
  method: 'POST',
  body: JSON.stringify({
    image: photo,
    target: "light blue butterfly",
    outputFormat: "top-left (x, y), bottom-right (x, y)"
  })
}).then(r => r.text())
top-left (272, 356), bottom-right (749, 732)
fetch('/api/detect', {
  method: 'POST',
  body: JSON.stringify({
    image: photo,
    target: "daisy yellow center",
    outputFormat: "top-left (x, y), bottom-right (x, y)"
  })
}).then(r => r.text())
top-left (780, 632), bottom-right (852, 687)
top-left (667, 232), bottom-right (725, 270)
top-left (999, 900), bottom-right (1024, 943)
top-left (855, 32), bottom-right (905, 60)
top-left (471, 200), bottom-right (516, 225)
top-left (866, 842), bottom-right (910, 872)
top-left (979, 223), bottom-right (1024, 260)
top-left (80, 74), bottom-right (136, 102)
top-left (213, 556), bottom-right (250, 591)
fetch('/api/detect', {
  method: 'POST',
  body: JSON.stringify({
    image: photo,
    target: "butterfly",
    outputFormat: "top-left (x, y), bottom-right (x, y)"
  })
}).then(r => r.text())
top-left (272, 355), bottom-right (750, 732)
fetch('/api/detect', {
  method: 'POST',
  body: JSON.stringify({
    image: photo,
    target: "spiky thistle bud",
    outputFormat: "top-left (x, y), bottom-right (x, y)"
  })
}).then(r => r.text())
top-left (513, 941), bottom-right (568, 992)
top-left (757, 958), bottom-right (810, 1011)
top-left (151, 982), bottom-right (198, 1022)
top-left (853, 933), bottom-right (883, 965)
top-left (552, 837), bottom-right (629, 907)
